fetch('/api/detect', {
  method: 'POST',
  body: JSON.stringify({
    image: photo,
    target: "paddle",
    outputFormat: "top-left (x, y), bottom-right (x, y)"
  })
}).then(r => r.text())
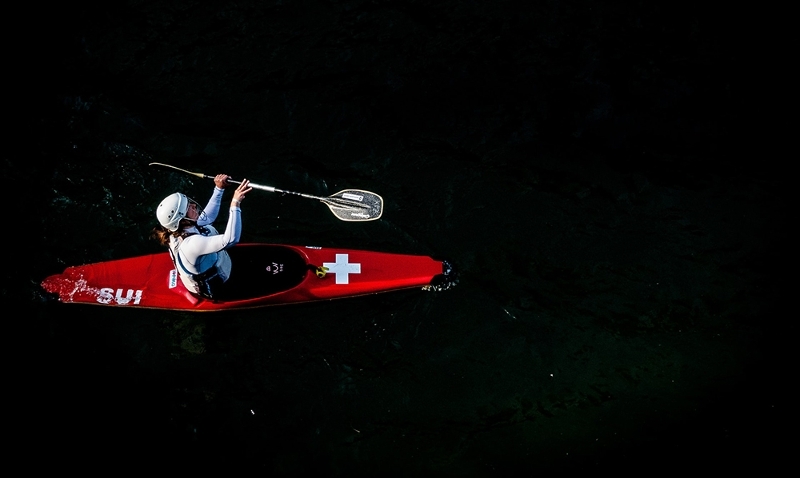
top-left (149, 162), bottom-right (383, 222)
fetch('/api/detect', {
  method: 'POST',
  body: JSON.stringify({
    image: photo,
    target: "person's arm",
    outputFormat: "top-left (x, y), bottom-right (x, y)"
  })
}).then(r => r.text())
top-left (199, 174), bottom-right (231, 225)
top-left (183, 209), bottom-right (242, 258)
top-left (198, 187), bottom-right (224, 226)
top-left (184, 179), bottom-right (253, 257)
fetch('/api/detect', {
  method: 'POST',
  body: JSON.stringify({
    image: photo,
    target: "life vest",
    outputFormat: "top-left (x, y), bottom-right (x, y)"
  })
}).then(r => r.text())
top-left (170, 225), bottom-right (232, 300)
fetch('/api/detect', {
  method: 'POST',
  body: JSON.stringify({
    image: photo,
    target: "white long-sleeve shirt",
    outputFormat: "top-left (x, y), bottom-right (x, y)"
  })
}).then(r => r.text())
top-left (169, 187), bottom-right (242, 294)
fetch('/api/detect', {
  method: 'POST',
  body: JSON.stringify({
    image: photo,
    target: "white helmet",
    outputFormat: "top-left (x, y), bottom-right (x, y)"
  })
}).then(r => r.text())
top-left (156, 192), bottom-right (189, 231)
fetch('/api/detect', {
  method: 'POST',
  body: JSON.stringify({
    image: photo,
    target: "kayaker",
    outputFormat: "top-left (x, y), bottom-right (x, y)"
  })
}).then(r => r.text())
top-left (151, 174), bottom-right (253, 300)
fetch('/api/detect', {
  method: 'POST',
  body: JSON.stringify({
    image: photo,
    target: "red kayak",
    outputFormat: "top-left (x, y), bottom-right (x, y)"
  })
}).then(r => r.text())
top-left (40, 243), bottom-right (456, 311)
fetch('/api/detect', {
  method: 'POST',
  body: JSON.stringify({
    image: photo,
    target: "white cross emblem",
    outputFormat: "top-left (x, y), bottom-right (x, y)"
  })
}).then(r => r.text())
top-left (323, 254), bottom-right (361, 284)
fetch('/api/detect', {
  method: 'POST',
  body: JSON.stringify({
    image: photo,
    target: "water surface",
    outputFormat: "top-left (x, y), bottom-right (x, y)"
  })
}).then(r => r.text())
top-left (12, 0), bottom-right (788, 474)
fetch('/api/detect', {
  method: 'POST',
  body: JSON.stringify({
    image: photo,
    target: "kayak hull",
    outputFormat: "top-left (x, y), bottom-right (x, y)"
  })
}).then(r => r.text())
top-left (40, 244), bottom-right (454, 311)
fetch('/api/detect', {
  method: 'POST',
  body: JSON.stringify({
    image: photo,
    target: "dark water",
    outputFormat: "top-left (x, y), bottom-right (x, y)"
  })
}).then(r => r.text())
top-left (12, 0), bottom-right (789, 474)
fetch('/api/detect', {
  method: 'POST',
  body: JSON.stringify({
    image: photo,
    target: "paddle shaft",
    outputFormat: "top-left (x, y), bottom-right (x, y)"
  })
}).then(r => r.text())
top-left (226, 178), bottom-right (324, 201)
top-left (149, 162), bottom-right (375, 212)
top-left (151, 162), bottom-right (334, 200)
top-left (220, 175), bottom-right (361, 206)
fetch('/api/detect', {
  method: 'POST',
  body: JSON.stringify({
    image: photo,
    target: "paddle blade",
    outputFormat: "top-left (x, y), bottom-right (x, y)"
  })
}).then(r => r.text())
top-left (323, 189), bottom-right (383, 221)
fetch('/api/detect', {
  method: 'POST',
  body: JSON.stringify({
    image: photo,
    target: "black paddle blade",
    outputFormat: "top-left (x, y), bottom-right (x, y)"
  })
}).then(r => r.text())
top-left (322, 189), bottom-right (383, 221)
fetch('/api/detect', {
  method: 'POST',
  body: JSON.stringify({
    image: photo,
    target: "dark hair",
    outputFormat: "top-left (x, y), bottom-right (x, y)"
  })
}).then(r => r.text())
top-left (150, 219), bottom-right (194, 246)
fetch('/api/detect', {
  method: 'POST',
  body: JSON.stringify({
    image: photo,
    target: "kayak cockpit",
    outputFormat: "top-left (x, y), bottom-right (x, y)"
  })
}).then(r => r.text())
top-left (201, 245), bottom-right (310, 302)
